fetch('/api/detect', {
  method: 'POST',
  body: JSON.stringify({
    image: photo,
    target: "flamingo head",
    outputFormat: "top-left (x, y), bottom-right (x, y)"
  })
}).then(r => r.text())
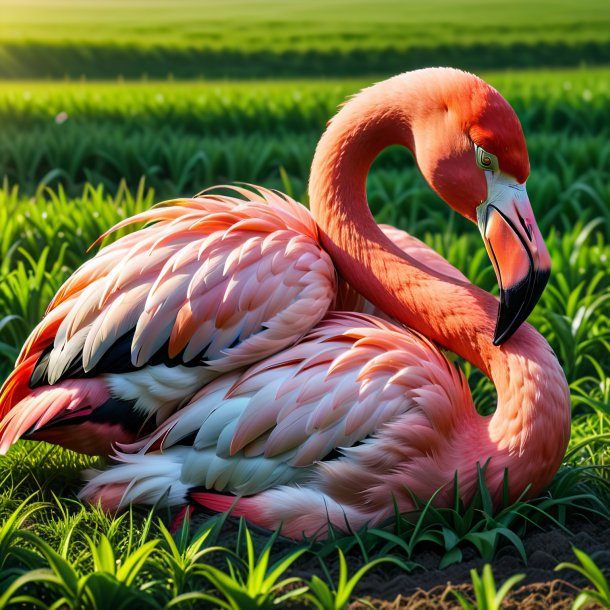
top-left (410, 69), bottom-right (551, 345)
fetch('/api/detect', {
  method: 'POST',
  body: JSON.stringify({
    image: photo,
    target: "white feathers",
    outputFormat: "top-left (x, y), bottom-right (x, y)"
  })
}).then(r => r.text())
top-left (80, 451), bottom-right (191, 508)
top-left (106, 364), bottom-right (218, 421)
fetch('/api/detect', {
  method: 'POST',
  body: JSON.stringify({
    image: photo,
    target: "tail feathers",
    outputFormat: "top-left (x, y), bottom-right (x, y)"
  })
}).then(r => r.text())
top-left (0, 378), bottom-right (114, 454)
top-left (194, 486), bottom-right (369, 539)
top-left (189, 490), bottom-right (255, 519)
top-left (79, 451), bottom-right (191, 511)
top-left (0, 352), bottom-right (42, 420)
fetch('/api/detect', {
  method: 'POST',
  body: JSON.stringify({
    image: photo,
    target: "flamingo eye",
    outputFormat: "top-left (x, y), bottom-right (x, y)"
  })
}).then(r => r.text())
top-left (474, 145), bottom-right (499, 172)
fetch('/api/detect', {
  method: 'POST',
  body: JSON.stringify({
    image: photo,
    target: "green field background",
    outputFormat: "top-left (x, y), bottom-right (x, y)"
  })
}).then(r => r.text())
top-left (2, 0), bottom-right (610, 78)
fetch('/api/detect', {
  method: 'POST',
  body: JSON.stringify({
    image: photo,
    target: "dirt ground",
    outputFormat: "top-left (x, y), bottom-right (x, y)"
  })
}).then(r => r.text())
top-left (188, 511), bottom-right (610, 609)
top-left (350, 580), bottom-right (583, 609)
top-left (341, 519), bottom-right (610, 609)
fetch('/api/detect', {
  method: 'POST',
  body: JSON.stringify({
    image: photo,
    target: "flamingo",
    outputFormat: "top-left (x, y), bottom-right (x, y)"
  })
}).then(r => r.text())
top-left (0, 68), bottom-right (570, 539)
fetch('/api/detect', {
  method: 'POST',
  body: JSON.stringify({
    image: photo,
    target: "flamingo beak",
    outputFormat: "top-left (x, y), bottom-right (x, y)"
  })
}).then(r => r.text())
top-left (476, 176), bottom-right (551, 346)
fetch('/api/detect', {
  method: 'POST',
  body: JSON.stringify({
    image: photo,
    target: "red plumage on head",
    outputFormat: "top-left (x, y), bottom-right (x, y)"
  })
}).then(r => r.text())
top-left (468, 83), bottom-right (530, 184)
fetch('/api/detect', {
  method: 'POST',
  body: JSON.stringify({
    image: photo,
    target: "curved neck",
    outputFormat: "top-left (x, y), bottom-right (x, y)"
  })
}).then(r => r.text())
top-left (308, 75), bottom-right (571, 481)
top-left (309, 76), bottom-right (498, 376)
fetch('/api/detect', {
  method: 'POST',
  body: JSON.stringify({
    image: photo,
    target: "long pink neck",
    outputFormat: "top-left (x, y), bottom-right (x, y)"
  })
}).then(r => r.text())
top-left (309, 74), bottom-right (570, 493)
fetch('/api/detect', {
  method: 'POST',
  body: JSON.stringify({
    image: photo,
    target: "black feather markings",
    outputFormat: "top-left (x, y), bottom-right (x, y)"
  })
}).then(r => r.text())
top-left (29, 343), bottom-right (54, 388)
top-left (29, 331), bottom-right (140, 388)
top-left (28, 330), bottom-right (214, 389)
top-left (24, 396), bottom-right (156, 437)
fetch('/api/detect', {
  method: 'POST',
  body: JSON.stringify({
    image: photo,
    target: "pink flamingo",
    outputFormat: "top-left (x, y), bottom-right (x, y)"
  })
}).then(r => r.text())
top-left (0, 68), bottom-right (570, 538)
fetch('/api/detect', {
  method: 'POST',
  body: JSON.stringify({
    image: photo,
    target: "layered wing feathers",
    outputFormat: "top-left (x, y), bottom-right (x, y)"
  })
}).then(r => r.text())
top-left (20, 188), bottom-right (336, 387)
top-left (83, 312), bottom-right (472, 506)
top-left (0, 187), bottom-right (336, 448)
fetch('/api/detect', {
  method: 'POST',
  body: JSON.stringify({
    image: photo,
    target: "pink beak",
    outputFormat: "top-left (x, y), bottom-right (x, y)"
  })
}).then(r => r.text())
top-left (477, 180), bottom-right (551, 345)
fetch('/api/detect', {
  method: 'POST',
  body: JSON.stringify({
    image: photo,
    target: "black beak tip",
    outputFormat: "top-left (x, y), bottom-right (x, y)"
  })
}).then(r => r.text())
top-left (492, 315), bottom-right (515, 346)
top-left (492, 333), bottom-right (504, 347)
top-left (492, 269), bottom-right (550, 347)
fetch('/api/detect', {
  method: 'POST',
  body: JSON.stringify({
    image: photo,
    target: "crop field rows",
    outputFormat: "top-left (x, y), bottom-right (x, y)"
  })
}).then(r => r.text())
top-left (2, 0), bottom-right (610, 78)
top-left (0, 66), bottom-right (609, 607)
top-left (1, 69), bottom-right (609, 199)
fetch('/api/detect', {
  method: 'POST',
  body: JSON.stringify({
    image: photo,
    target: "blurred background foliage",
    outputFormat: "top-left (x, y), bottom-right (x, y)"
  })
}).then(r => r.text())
top-left (1, 0), bottom-right (610, 78)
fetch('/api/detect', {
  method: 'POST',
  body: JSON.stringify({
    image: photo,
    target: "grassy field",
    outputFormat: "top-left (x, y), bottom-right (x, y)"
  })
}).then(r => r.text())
top-left (4, 0), bottom-right (609, 48)
top-left (2, 69), bottom-right (609, 131)
top-left (0, 65), bottom-right (609, 606)
top-left (1, 67), bottom-right (609, 199)
top-left (1, 0), bottom-right (610, 77)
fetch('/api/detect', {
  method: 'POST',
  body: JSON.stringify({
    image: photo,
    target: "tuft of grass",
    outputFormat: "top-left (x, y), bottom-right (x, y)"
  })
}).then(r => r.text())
top-left (171, 519), bottom-right (308, 610)
top-left (308, 465), bottom-right (609, 570)
top-left (306, 548), bottom-right (410, 610)
top-left (153, 512), bottom-right (229, 601)
top-left (555, 547), bottom-right (610, 610)
top-left (450, 564), bottom-right (525, 610)
top-left (0, 521), bottom-right (161, 609)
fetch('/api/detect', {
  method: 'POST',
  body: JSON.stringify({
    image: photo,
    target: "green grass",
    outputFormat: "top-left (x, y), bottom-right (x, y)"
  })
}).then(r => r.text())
top-left (556, 547), bottom-right (610, 609)
top-left (0, 446), bottom-right (607, 607)
top-left (1, 67), bottom-right (609, 199)
top-left (1, 0), bottom-right (610, 77)
top-left (450, 564), bottom-right (525, 610)
top-left (3, 0), bottom-right (609, 48)
top-left (2, 68), bottom-right (609, 132)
